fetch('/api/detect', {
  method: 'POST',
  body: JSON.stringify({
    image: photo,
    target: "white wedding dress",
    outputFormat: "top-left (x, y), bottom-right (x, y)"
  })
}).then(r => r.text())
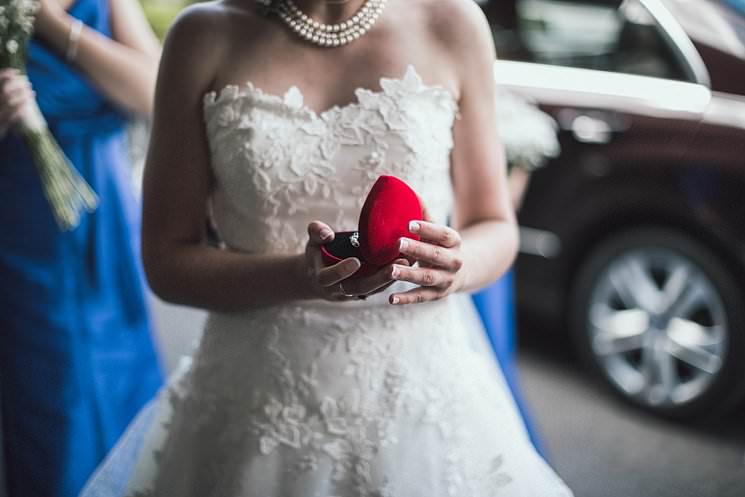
top-left (81, 66), bottom-right (572, 497)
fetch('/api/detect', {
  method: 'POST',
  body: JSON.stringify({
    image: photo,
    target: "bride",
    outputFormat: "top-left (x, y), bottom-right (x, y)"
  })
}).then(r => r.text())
top-left (82, 0), bottom-right (573, 495)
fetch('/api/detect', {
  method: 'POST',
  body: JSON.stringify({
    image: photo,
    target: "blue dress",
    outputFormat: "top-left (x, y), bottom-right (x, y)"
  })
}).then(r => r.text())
top-left (472, 270), bottom-right (546, 457)
top-left (0, 0), bottom-right (162, 495)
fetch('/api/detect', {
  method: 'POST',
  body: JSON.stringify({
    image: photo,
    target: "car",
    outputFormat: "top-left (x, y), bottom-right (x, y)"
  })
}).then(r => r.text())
top-left (479, 0), bottom-right (745, 419)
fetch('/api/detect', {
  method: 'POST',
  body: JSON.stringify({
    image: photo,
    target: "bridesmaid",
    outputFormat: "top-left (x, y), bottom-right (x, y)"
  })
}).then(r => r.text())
top-left (0, 0), bottom-right (163, 495)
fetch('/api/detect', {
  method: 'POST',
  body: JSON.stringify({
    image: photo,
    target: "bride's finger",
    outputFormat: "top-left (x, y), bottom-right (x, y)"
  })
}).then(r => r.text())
top-left (307, 220), bottom-right (335, 246)
top-left (408, 220), bottom-right (461, 248)
top-left (398, 238), bottom-right (461, 270)
top-left (389, 287), bottom-right (441, 305)
top-left (342, 258), bottom-right (409, 296)
top-left (317, 257), bottom-right (361, 287)
top-left (391, 264), bottom-right (445, 287)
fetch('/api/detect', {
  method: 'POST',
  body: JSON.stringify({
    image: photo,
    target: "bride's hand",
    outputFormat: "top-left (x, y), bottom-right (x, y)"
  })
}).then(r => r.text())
top-left (303, 221), bottom-right (410, 301)
top-left (388, 219), bottom-right (464, 305)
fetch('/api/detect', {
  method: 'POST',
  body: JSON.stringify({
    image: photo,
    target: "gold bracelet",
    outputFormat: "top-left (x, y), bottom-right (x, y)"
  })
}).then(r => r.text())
top-left (65, 19), bottom-right (83, 62)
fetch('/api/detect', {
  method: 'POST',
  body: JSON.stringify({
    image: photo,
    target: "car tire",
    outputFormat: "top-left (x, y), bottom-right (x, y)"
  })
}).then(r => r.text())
top-left (569, 226), bottom-right (745, 420)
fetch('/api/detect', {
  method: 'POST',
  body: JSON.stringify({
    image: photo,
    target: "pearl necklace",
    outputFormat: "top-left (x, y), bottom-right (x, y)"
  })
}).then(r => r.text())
top-left (268, 0), bottom-right (387, 47)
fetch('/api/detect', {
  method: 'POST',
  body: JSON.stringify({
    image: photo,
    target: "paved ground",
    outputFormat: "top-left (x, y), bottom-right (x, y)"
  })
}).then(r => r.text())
top-left (150, 299), bottom-right (745, 497)
top-left (516, 320), bottom-right (745, 497)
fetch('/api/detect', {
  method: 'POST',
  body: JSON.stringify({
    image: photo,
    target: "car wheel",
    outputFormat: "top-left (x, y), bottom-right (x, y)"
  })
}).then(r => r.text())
top-left (569, 227), bottom-right (745, 419)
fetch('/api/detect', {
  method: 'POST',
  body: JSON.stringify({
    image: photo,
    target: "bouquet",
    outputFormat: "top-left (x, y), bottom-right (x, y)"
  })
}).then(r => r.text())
top-left (495, 86), bottom-right (560, 172)
top-left (0, 0), bottom-right (97, 230)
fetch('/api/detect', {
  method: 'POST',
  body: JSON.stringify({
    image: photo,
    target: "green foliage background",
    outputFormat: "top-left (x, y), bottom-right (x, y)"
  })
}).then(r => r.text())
top-left (139, 0), bottom-right (191, 39)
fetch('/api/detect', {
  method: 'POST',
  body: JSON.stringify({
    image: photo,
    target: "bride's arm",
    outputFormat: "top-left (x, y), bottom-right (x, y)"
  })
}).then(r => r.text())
top-left (448, 4), bottom-right (518, 292)
top-left (389, 1), bottom-right (518, 304)
top-left (141, 6), bottom-right (361, 312)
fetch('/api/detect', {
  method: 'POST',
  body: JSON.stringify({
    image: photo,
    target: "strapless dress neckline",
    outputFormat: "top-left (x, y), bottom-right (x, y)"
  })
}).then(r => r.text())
top-left (203, 65), bottom-right (459, 122)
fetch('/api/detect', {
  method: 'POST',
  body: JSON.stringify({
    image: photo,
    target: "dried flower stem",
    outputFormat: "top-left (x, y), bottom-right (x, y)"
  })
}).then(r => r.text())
top-left (19, 101), bottom-right (98, 231)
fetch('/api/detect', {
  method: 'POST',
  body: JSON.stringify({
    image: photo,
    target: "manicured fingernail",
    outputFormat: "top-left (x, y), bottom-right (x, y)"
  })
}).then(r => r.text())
top-left (390, 295), bottom-right (400, 305)
top-left (347, 258), bottom-right (361, 269)
top-left (399, 238), bottom-right (408, 251)
top-left (409, 221), bottom-right (420, 233)
top-left (320, 229), bottom-right (333, 241)
top-left (391, 266), bottom-right (400, 279)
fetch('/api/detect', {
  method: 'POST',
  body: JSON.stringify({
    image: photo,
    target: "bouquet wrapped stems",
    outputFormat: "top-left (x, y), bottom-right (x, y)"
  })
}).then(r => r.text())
top-left (17, 96), bottom-right (99, 230)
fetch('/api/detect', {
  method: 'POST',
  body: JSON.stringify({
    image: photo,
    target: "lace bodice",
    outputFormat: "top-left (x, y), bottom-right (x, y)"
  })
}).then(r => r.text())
top-left (202, 66), bottom-right (458, 255)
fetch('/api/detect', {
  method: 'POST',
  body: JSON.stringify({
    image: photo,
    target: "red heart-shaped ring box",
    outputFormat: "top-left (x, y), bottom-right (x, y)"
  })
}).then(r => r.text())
top-left (320, 175), bottom-right (422, 279)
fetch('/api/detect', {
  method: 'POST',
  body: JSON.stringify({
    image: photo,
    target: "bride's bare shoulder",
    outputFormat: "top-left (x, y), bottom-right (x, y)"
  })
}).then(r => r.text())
top-left (163, 0), bottom-right (268, 55)
top-left (158, 1), bottom-right (271, 93)
top-left (409, 0), bottom-right (495, 93)
top-left (420, 0), bottom-right (494, 57)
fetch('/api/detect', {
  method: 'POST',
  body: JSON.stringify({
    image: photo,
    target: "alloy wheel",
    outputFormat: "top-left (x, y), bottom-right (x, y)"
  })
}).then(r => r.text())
top-left (586, 248), bottom-right (728, 408)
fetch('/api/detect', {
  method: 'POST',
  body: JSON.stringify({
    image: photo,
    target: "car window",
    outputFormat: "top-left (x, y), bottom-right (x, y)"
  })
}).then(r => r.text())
top-left (481, 0), bottom-right (691, 81)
